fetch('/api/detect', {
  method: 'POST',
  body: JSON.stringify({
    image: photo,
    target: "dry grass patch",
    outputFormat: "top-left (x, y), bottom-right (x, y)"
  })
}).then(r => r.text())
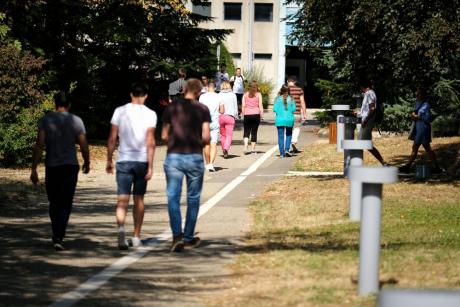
top-left (207, 170), bottom-right (460, 306)
top-left (295, 136), bottom-right (460, 175)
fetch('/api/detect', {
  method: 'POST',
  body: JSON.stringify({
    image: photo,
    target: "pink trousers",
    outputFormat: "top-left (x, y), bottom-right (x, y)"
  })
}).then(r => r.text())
top-left (219, 114), bottom-right (235, 151)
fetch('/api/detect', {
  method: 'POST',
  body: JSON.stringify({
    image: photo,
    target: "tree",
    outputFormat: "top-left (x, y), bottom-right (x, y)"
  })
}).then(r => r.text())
top-left (1, 0), bottom-right (230, 137)
top-left (289, 0), bottom-right (460, 131)
top-left (0, 13), bottom-right (51, 166)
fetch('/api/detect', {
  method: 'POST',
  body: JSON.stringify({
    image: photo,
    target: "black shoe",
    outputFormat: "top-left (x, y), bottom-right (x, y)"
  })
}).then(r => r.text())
top-left (171, 234), bottom-right (184, 252)
top-left (223, 149), bottom-right (228, 159)
top-left (184, 237), bottom-right (201, 249)
top-left (52, 238), bottom-right (65, 251)
top-left (398, 165), bottom-right (412, 173)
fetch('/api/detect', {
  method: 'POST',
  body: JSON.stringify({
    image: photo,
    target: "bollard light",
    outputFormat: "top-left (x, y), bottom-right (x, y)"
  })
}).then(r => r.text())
top-left (343, 140), bottom-right (373, 221)
top-left (341, 116), bottom-right (361, 175)
top-left (331, 105), bottom-right (350, 153)
top-left (348, 166), bottom-right (398, 296)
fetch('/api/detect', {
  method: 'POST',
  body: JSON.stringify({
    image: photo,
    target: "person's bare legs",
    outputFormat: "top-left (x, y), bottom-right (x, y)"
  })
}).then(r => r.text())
top-left (116, 195), bottom-right (130, 226)
top-left (251, 142), bottom-right (256, 152)
top-left (422, 143), bottom-right (440, 168)
top-left (203, 145), bottom-right (211, 165)
top-left (369, 147), bottom-right (386, 165)
top-left (405, 143), bottom-right (421, 168)
top-left (133, 195), bottom-right (145, 238)
top-left (210, 143), bottom-right (217, 164)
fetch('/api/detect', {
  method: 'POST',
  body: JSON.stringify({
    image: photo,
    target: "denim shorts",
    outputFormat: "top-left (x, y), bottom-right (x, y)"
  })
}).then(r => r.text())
top-left (116, 161), bottom-right (148, 195)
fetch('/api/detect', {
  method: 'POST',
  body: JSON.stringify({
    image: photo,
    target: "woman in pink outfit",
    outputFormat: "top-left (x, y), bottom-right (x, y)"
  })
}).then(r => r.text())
top-left (242, 81), bottom-right (264, 154)
top-left (218, 81), bottom-right (238, 159)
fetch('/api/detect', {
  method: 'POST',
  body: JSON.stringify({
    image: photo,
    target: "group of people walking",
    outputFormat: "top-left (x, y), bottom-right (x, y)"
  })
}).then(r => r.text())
top-left (29, 64), bottom-right (442, 254)
top-left (29, 68), bottom-right (308, 253)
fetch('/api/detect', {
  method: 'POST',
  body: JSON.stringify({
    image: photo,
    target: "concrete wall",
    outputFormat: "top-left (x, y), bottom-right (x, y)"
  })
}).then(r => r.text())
top-left (190, 0), bottom-right (282, 96)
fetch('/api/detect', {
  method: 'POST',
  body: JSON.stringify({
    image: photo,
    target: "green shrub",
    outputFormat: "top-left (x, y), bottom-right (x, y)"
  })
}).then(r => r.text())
top-left (0, 18), bottom-right (50, 167)
top-left (379, 98), bottom-right (413, 133)
top-left (0, 98), bottom-right (53, 166)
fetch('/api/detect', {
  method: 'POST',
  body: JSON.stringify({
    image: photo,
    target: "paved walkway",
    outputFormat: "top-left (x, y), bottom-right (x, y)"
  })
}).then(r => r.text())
top-left (0, 113), bottom-right (318, 306)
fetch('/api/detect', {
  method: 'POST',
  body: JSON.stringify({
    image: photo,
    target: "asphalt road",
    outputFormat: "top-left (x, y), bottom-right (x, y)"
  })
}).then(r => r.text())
top-left (0, 112), bottom-right (318, 307)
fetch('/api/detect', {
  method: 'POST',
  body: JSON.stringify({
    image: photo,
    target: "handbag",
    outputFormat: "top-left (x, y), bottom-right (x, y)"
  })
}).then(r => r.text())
top-left (408, 121), bottom-right (416, 140)
top-left (408, 103), bottom-right (425, 140)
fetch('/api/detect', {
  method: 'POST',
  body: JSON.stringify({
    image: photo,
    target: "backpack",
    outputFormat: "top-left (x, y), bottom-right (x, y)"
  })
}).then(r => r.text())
top-left (375, 99), bottom-right (384, 124)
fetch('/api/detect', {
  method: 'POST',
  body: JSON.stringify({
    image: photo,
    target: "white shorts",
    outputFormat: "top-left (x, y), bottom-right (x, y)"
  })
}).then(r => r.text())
top-left (210, 128), bottom-right (220, 144)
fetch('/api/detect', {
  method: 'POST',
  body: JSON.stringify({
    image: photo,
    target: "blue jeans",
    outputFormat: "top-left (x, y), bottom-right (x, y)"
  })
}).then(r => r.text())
top-left (163, 154), bottom-right (205, 242)
top-left (277, 126), bottom-right (293, 156)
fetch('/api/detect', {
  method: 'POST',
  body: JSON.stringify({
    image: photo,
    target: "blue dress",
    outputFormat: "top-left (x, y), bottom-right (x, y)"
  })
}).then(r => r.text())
top-left (414, 101), bottom-right (432, 145)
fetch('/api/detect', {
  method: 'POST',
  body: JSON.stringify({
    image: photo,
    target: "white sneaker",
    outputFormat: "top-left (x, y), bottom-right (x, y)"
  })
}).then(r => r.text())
top-left (131, 237), bottom-right (143, 248)
top-left (208, 164), bottom-right (216, 172)
top-left (118, 231), bottom-right (129, 250)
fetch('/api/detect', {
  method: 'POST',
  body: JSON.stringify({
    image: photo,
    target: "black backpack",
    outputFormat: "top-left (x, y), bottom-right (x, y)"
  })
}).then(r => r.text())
top-left (375, 99), bottom-right (384, 124)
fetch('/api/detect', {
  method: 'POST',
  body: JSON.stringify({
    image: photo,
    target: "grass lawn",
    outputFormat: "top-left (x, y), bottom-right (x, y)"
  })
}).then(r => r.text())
top-left (207, 136), bottom-right (460, 306)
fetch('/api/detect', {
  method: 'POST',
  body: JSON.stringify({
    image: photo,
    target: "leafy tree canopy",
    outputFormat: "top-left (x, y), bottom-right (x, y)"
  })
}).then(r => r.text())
top-left (289, 0), bottom-right (460, 103)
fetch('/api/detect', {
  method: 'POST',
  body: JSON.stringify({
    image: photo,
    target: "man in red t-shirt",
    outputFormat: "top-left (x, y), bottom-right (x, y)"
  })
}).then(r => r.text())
top-left (287, 76), bottom-right (307, 153)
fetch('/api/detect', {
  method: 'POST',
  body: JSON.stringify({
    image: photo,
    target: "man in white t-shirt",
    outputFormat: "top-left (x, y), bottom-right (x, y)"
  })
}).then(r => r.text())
top-left (199, 81), bottom-right (222, 172)
top-left (230, 67), bottom-right (245, 117)
top-left (215, 63), bottom-right (229, 93)
top-left (357, 80), bottom-right (387, 165)
top-left (107, 83), bottom-right (157, 250)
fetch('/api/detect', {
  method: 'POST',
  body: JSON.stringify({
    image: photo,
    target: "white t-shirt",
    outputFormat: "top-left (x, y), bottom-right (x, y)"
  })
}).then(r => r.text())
top-left (219, 91), bottom-right (238, 118)
top-left (360, 89), bottom-right (377, 121)
top-left (110, 103), bottom-right (157, 162)
top-left (199, 92), bottom-right (221, 129)
top-left (230, 75), bottom-right (245, 94)
top-left (215, 71), bottom-right (229, 91)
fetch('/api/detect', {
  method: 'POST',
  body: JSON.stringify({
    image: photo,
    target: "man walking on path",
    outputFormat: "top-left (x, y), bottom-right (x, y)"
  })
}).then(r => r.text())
top-left (168, 68), bottom-right (187, 101)
top-left (107, 83), bottom-right (157, 250)
top-left (229, 67), bottom-right (245, 117)
top-left (161, 79), bottom-right (211, 252)
top-left (215, 63), bottom-right (229, 93)
top-left (287, 76), bottom-right (307, 153)
top-left (357, 80), bottom-right (387, 165)
top-left (30, 92), bottom-right (90, 251)
top-left (199, 81), bottom-right (221, 172)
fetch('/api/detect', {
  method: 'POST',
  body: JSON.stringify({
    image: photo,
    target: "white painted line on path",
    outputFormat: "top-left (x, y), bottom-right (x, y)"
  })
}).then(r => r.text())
top-left (286, 171), bottom-right (343, 177)
top-left (50, 145), bottom-right (278, 307)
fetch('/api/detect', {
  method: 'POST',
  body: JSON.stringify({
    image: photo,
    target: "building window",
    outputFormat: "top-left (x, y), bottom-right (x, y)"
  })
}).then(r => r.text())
top-left (254, 3), bottom-right (273, 22)
top-left (224, 3), bottom-right (242, 21)
top-left (231, 53), bottom-right (242, 59)
top-left (192, 2), bottom-right (211, 17)
top-left (254, 53), bottom-right (272, 60)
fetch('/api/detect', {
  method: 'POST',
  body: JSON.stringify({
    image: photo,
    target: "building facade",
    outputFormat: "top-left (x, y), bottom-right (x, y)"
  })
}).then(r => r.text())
top-left (190, 1), bottom-right (304, 94)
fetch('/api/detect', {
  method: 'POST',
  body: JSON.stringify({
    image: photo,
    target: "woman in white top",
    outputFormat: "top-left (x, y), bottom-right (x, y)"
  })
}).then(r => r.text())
top-left (218, 81), bottom-right (238, 158)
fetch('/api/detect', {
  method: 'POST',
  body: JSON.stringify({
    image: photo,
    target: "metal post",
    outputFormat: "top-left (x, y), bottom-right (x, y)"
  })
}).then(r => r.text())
top-left (349, 150), bottom-right (364, 220)
top-left (359, 182), bottom-right (382, 295)
top-left (348, 166), bottom-right (398, 296)
top-left (331, 105), bottom-right (350, 153)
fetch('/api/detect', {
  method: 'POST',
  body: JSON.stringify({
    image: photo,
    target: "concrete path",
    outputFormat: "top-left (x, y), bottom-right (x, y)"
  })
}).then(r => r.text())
top-left (0, 113), bottom-right (318, 307)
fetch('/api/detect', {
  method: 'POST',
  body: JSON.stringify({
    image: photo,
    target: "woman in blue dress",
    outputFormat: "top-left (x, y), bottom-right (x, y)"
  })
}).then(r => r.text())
top-left (273, 85), bottom-right (296, 157)
top-left (399, 87), bottom-right (441, 173)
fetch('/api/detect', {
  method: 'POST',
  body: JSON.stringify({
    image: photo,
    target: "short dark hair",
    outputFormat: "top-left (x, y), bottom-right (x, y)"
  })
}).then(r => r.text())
top-left (359, 78), bottom-right (372, 88)
top-left (220, 63), bottom-right (227, 68)
top-left (54, 91), bottom-right (70, 108)
top-left (287, 75), bottom-right (297, 82)
top-left (178, 68), bottom-right (186, 78)
top-left (185, 78), bottom-right (203, 95)
top-left (130, 82), bottom-right (149, 97)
